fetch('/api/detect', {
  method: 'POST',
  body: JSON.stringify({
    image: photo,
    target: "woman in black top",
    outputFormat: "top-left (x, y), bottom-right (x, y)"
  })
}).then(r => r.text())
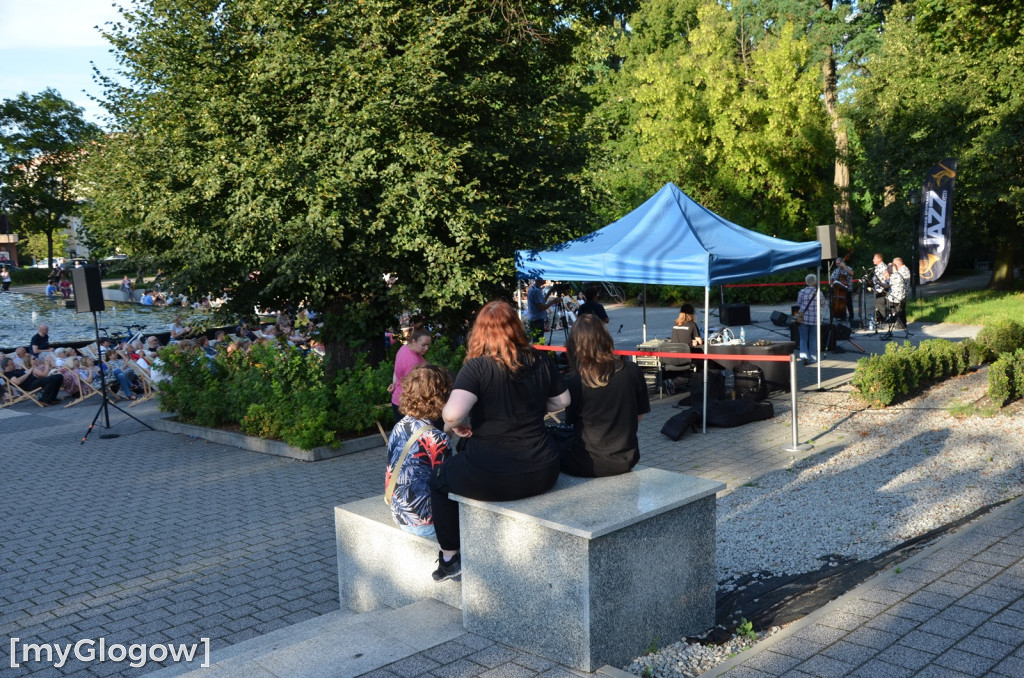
top-left (561, 314), bottom-right (650, 477)
top-left (428, 300), bottom-right (570, 581)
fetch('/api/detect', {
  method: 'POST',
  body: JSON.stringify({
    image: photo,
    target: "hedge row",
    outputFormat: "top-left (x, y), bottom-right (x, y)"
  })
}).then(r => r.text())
top-left (851, 319), bottom-right (1024, 408)
top-left (157, 337), bottom-right (466, 449)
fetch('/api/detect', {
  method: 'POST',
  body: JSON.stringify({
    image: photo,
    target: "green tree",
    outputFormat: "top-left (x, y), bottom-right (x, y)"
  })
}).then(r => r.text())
top-left (585, 0), bottom-right (834, 239)
top-left (82, 0), bottom-right (628, 375)
top-left (851, 0), bottom-right (1024, 289)
top-left (0, 89), bottom-right (102, 267)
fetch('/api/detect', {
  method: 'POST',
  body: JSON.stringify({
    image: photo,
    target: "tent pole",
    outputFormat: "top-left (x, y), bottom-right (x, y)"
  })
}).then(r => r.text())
top-left (816, 263), bottom-right (822, 389)
top-left (642, 284), bottom-right (647, 343)
top-left (702, 285), bottom-right (709, 434)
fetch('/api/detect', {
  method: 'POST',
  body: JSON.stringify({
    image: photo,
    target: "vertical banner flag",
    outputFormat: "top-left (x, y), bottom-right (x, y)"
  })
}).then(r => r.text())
top-left (918, 158), bottom-right (957, 284)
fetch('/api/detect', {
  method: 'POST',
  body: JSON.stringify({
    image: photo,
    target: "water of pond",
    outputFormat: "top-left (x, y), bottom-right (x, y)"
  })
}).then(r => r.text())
top-left (0, 292), bottom-right (218, 349)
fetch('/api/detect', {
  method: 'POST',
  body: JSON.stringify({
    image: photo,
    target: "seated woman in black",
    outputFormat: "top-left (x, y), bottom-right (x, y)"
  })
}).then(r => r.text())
top-left (671, 303), bottom-right (703, 347)
top-left (560, 314), bottom-right (650, 477)
top-left (429, 300), bottom-right (570, 582)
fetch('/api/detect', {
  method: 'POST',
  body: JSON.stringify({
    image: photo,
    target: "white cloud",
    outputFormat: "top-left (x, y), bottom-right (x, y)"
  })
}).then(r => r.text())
top-left (0, 0), bottom-right (124, 49)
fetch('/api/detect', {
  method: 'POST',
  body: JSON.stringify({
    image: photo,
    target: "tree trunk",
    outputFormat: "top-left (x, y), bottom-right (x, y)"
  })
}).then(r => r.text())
top-left (322, 295), bottom-right (387, 385)
top-left (991, 240), bottom-right (1016, 290)
top-left (822, 45), bottom-right (851, 238)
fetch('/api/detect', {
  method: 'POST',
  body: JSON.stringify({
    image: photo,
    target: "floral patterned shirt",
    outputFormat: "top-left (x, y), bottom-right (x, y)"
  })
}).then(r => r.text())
top-left (385, 416), bottom-right (451, 527)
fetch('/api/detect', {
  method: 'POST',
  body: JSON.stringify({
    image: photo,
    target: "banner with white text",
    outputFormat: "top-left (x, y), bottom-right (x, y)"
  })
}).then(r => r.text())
top-left (918, 158), bottom-right (957, 284)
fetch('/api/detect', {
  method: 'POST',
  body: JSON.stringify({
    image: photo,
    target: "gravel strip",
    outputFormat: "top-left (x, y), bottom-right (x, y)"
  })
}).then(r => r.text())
top-left (623, 367), bottom-right (1024, 678)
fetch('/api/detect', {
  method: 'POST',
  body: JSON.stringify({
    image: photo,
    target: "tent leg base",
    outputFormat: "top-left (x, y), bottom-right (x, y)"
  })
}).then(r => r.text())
top-left (781, 443), bottom-right (814, 453)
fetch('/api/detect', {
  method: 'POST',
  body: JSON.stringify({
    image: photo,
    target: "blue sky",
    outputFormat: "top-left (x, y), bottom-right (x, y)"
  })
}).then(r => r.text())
top-left (0, 0), bottom-right (124, 127)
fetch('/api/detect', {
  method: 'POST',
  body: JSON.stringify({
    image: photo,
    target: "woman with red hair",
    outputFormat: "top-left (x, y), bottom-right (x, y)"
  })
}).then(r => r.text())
top-left (428, 300), bottom-right (570, 581)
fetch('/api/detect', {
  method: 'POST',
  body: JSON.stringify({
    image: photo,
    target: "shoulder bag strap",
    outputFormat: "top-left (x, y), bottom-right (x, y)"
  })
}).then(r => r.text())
top-left (385, 425), bottom-right (433, 505)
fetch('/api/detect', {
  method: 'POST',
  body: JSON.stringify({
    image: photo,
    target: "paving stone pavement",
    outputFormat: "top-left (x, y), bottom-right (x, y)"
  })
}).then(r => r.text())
top-left (1, 309), bottom-right (1009, 678)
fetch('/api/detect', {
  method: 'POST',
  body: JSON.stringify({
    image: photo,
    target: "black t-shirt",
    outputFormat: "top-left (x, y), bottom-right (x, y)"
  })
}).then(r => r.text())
top-left (453, 351), bottom-right (567, 474)
top-left (577, 301), bottom-right (609, 322)
top-left (30, 333), bottom-right (50, 355)
top-left (564, 360), bottom-right (650, 477)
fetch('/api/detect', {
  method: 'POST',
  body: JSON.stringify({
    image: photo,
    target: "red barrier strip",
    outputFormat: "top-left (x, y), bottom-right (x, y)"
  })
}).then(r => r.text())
top-left (722, 279), bottom-right (861, 288)
top-left (533, 344), bottom-right (791, 363)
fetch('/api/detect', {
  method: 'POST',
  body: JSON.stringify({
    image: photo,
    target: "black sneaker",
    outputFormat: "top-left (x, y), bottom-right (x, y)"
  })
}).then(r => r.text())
top-left (432, 551), bottom-right (461, 582)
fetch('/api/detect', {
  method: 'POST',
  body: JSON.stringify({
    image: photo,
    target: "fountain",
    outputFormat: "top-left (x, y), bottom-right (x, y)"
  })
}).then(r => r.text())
top-left (0, 292), bottom-right (217, 350)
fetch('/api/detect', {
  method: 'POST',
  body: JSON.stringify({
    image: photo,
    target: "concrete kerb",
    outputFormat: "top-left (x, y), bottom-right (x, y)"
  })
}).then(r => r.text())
top-left (151, 415), bottom-right (383, 462)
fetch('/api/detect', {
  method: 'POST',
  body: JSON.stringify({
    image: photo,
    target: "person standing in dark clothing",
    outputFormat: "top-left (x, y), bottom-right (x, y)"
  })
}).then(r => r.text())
top-left (576, 286), bottom-right (609, 324)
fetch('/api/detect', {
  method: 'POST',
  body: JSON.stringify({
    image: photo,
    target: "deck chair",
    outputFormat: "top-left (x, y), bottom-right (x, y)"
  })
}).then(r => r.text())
top-left (62, 372), bottom-right (101, 409)
top-left (125, 359), bottom-right (159, 407)
top-left (1, 373), bottom-right (45, 408)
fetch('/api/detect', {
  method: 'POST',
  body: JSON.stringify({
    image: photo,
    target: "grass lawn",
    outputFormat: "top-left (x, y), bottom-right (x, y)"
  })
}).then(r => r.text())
top-left (909, 288), bottom-right (1024, 325)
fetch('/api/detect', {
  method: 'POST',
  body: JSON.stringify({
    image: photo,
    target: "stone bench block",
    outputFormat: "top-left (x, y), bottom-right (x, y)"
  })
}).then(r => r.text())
top-left (334, 498), bottom-right (461, 612)
top-left (455, 466), bottom-right (725, 672)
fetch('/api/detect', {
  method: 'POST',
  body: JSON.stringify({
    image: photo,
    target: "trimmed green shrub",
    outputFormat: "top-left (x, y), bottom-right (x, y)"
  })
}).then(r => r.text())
top-left (975, 319), bottom-right (1024, 358)
top-left (157, 336), bottom-right (466, 449)
top-left (852, 338), bottom-right (975, 407)
top-left (988, 354), bottom-right (1015, 407)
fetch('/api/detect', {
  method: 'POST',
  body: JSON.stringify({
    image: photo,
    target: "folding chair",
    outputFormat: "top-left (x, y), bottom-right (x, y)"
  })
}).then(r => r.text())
top-left (125, 359), bottom-right (159, 407)
top-left (62, 372), bottom-right (101, 409)
top-left (1, 373), bottom-right (45, 408)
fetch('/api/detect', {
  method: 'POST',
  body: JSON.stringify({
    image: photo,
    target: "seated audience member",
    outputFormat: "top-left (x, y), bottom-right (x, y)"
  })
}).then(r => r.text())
top-left (561, 314), bottom-right (650, 477)
top-left (30, 324), bottom-right (52, 356)
top-left (59, 276), bottom-right (72, 298)
top-left (102, 350), bottom-right (140, 399)
top-left (45, 282), bottom-right (58, 298)
top-left (429, 301), bottom-right (570, 582)
top-left (671, 303), bottom-right (704, 346)
top-left (140, 290), bottom-right (155, 306)
top-left (385, 364), bottom-right (455, 537)
top-left (196, 336), bottom-right (217, 358)
top-left (55, 356), bottom-right (86, 398)
top-left (143, 336), bottom-right (162, 360)
top-left (2, 355), bottom-right (62, 405)
top-left (11, 346), bottom-right (30, 369)
top-left (576, 286), bottom-right (610, 324)
top-left (211, 330), bottom-right (227, 348)
top-left (169, 315), bottom-right (192, 342)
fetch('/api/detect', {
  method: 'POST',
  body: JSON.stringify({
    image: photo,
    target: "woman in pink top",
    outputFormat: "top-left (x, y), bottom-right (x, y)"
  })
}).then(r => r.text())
top-left (389, 328), bottom-right (432, 423)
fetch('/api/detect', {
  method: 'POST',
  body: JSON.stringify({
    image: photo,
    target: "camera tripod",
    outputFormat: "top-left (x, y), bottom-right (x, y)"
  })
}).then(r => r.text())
top-left (880, 304), bottom-right (912, 340)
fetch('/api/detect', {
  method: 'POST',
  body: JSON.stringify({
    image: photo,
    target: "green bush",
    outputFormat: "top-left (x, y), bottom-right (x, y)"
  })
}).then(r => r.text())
top-left (988, 354), bottom-right (1015, 407)
top-left (9, 267), bottom-right (51, 285)
top-left (157, 335), bottom-right (467, 449)
top-left (852, 338), bottom-right (974, 407)
top-left (975, 319), bottom-right (1024, 358)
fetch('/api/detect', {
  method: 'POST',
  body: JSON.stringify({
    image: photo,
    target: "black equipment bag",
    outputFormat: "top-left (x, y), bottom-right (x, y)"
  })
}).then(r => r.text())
top-left (689, 368), bottom-right (726, 402)
top-left (733, 362), bottom-right (766, 402)
top-left (660, 408), bottom-right (701, 441)
top-left (704, 399), bottom-right (774, 428)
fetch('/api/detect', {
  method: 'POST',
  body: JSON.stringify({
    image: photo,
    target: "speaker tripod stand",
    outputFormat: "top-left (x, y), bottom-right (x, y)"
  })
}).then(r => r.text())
top-left (81, 311), bottom-right (154, 443)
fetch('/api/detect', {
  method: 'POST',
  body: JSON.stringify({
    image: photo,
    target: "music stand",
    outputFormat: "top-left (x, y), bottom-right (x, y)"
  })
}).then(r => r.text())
top-left (70, 266), bottom-right (154, 444)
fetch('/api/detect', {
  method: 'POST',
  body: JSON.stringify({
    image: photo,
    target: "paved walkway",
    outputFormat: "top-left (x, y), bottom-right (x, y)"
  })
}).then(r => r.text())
top-left (1, 308), bottom-right (1016, 678)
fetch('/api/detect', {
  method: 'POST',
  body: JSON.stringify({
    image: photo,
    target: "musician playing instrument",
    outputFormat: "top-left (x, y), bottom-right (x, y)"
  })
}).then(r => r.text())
top-left (871, 253), bottom-right (890, 328)
top-left (829, 257), bottom-right (855, 324)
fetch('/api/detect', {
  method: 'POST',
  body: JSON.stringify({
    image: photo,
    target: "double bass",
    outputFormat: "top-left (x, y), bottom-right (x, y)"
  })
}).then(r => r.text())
top-left (830, 253), bottom-right (854, 318)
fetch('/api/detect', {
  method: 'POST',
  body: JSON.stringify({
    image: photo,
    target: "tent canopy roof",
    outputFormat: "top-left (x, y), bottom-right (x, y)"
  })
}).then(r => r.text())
top-left (516, 183), bottom-right (821, 286)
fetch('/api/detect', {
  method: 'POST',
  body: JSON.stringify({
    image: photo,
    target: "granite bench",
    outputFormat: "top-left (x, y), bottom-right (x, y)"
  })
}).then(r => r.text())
top-left (334, 466), bottom-right (725, 672)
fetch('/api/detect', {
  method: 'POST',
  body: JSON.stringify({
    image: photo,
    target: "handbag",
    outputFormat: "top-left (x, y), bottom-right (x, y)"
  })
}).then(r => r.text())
top-left (384, 425), bottom-right (432, 505)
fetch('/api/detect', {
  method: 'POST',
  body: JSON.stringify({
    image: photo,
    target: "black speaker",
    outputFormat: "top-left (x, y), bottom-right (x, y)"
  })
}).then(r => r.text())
top-left (770, 311), bottom-right (789, 327)
top-left (720, 303), bottom-right (751, 326)
top-left (71, 266), bottom-right (105, 313)
top-left (817, 224), bottom-right (837, 260)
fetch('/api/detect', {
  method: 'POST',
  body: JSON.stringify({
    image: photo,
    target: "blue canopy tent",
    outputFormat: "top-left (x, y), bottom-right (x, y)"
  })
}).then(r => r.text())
top-left (516, 182), bottom-right (823, 431)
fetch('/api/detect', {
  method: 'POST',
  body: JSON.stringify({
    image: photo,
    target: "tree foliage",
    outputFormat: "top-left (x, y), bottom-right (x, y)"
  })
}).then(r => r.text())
top-left (850, 0), bottom-right (1024, 288)
top-left (584, 0), bottom-right (835, 240)
top-left (82, 0), bottom-right (629, 372)
top-left (0, 89), bottom-right (102, 266)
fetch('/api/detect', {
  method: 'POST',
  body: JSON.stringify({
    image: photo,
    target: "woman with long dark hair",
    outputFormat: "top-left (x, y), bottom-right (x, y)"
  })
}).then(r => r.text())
top-left (428, 300), bottom-right (570, 581)
top-left (561, 313), bottom-right (650, 477)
